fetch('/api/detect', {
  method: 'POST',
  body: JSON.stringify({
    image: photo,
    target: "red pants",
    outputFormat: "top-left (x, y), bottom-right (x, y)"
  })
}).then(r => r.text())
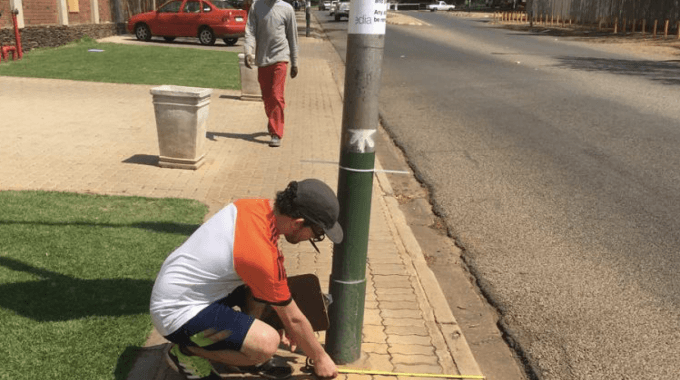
top-left (258, 62), bottom-right (288, 139)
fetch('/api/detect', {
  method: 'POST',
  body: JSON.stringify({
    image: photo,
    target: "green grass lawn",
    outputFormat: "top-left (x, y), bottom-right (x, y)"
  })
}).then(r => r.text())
top-left (0, 37), bottom-right (240, 90)
top-left (0, 190), bottom-right (207, 380)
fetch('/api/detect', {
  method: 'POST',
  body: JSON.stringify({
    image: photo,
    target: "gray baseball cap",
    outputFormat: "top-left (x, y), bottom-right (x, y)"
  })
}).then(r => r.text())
top-left (293, 179), bottom-right (343, 244)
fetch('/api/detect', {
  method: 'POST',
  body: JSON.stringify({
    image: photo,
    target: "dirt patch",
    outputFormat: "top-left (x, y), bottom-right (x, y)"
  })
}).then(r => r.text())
top-left (386, 11), bottom-right (430, 26)
top-left (502, 22), bottom-right (680, 60)
top-left (390, 10), bottom-right (680, 60)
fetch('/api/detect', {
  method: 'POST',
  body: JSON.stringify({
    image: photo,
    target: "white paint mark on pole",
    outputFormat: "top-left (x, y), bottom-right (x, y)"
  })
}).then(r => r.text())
top-left (348, 129), bottom-right (376, 153)
top-left (348, 0), bottom-right (387, 35)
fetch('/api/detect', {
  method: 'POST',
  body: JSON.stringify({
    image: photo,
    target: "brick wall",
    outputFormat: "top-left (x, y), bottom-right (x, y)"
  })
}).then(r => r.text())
top-left (68, 0), bottom-right (93, 24)
top-left (0, 0), bottom-right (120, 51)
top-left (23, 0), bottom-right (59, 26)
top-left (76, 0), bottom-right (102, 23)
top-left (1, 2), bottom-right (10, 29)
top-left (1, 0), bottom-right (115, 27)
top-left (99, 0), bottom-right (112, 22)
top-left (0, 22), bottom-right (118, 51)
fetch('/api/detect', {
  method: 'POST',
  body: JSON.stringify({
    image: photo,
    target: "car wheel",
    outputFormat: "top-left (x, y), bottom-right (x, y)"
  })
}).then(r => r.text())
top-left (135, 24), bottom-right (152, 42)
top-left (335, 14), bottom-right (340, 21)
top-left (198, 27), bottom-right (216, 46)
top-left (223, 38), bottom-right (238, 46)
top-left (163, 37), bottom-right (176, 42)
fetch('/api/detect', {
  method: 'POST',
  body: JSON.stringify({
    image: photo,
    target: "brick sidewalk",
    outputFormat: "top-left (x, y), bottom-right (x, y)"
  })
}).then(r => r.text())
top-left (0, 12), bottom-right (482, 380)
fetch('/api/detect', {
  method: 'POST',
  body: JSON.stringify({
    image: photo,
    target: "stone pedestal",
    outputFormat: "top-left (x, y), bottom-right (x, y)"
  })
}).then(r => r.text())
top-left (238, 53), bottom-right (262, 101)
top-left (150, 85), bottom-right (212, 170)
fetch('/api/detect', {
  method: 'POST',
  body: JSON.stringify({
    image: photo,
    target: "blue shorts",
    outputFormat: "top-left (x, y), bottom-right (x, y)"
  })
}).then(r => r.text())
top-left (164, 294), bottom-right (255, 351)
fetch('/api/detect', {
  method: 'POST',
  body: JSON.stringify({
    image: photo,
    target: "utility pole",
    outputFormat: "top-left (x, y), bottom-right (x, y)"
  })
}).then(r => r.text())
top-left (306, 0), bottom-right (311, 37)
top-left (325, 0), bottom-right (386, 365)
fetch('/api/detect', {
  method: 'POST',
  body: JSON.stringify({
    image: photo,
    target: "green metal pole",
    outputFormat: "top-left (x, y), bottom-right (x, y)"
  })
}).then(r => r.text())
top-left (325, 0), bottom-right (386, 365)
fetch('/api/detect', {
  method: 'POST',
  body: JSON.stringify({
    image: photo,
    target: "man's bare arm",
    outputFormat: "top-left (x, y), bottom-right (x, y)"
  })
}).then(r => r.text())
top-left (273, 300), bottom-right (338, 378)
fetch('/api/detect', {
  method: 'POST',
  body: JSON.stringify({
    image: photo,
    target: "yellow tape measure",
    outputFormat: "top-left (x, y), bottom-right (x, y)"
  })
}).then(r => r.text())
top-left (305, 357), bottom-right (485, 379)
top-left (338, 368), bottom-right (485, 379)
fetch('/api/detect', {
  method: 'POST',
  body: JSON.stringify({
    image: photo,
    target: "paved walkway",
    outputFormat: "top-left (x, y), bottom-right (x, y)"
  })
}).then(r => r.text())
top-left (0, 12), bottom-right (483, 380)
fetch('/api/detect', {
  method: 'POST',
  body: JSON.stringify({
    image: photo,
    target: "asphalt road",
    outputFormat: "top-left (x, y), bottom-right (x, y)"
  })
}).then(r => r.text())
top-left (317, 9), bottom-right (680, 380)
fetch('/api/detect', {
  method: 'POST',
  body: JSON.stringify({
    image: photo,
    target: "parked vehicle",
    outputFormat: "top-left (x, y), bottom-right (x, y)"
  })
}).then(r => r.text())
top-left (127, 0), bottom-right (247, 46)
top-left (334, 1), bottom-right (349, 21)
top-left (427, 1), bottom-right (455, 11)
top-left (318, 1), bottom-right (331, 10)
top-left (328, 0), bottom-right (339, 15)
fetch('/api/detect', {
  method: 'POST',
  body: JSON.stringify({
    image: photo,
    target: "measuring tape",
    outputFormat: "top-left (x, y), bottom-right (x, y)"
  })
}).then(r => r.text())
top-left (339, 368), bottom-right (485, 379)
top-left (305, 358), bottom-right (485, 379)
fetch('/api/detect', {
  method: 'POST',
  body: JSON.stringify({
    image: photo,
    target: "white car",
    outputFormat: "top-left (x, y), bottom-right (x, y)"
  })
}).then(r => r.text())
top-left (427, 1), bottom-right (455, 11)
top-left (334, 1), bottom-right (349, 20)
top-left (318, 1), bottom-right (330, 10)
top-left (328, 0), bottom-right (339, 15)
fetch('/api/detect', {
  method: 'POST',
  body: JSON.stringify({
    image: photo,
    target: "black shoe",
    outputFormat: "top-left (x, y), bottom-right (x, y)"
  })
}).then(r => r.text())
top-left (165, 344), bottom-right (221, 380)
top-left (241, 356), bottom-right (293, 380)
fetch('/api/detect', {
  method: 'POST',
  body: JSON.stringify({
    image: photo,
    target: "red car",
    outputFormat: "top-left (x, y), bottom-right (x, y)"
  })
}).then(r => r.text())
top-left (127, 0), bottom-right (247, 46)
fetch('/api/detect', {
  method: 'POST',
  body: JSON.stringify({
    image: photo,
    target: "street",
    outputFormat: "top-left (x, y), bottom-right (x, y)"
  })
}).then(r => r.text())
top-left (316, 9), bottom-right (680, 380)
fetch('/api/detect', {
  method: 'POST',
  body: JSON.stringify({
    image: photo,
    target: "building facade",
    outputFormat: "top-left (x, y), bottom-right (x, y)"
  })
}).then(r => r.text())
top-left (1, 0), bottom-right (122, 51)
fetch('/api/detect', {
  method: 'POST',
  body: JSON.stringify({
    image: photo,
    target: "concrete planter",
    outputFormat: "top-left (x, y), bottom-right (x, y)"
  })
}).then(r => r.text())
top-left (238, 53), bottom-right (262, 101)
top-left (150, 85), bottom-right (213, 170)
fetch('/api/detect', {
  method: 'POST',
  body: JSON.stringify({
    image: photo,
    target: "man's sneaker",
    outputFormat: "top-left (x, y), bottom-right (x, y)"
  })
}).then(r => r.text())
top-left (165, 344), bottom-right (221, 380)
top-left (269, 136), bottom-right (281, 147)
top-left (239, 356), bottom-right (293, 380)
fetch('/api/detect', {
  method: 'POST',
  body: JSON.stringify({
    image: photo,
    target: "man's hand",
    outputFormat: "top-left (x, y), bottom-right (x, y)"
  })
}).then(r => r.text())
top-left (272, 300), bottom-right (337, 377)
top-left (290, 66), bottom-right (298, 78)
top-left (279, 330), bottom-right (298, 353)
top-left (245, 54), bottom-right (255, 69)
top-left (312, 353), bottom-right (338, 379)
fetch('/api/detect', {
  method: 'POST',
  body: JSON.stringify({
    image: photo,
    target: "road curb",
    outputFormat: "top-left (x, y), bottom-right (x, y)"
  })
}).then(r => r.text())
top-left (312, 10), bottom-right (483, 377)
top-left (374, 162), bottom-right (484, 377)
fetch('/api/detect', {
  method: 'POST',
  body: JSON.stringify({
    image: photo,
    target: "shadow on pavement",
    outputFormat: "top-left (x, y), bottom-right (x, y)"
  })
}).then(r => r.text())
top-left (115, 346), bottom-right (144, 380)
top-left (553, 56), bottom-right (680, 85)
top-left (207, 131), bottom-right (270, 144)
top-left (124, 154), bottom-right (159, 166)
top-left (219, 94), bottom-right (242, 100)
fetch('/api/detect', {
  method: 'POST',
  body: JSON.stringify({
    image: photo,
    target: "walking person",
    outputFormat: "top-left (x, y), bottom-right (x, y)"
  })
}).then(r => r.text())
top-left (244, 0), bottom-right (299, 147)
top-left (152, 179), bottom-right (341, 380)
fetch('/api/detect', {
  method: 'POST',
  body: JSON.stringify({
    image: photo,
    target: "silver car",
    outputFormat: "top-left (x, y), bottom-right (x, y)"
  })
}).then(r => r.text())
top-left (328, 0), bottom-right (338, 15)
top-left (334, 1), bottom-right (349, 21)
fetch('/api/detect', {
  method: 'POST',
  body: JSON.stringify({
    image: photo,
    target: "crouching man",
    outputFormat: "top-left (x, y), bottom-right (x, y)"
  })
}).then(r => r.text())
top-left (150, 179), bottom-right (342, 380)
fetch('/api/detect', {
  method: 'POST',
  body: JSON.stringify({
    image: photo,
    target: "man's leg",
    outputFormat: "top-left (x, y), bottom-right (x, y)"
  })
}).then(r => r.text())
top-left (164, 297), bottom-right (281, 379)
top-left (258, 62), bottom-right (288, 139)
top-left (186, 319), bottom-right (280, 366)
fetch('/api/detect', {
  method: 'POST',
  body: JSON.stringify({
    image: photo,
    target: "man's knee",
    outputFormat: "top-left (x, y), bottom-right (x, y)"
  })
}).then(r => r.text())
top-left (243, 321), bottom-right (280, 362)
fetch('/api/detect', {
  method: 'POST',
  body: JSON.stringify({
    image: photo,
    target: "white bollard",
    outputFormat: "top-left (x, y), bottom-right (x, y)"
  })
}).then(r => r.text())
top-left (150, 85), bottom-right (213, 170)
top-left (238, 53), bottom-right (263, 101)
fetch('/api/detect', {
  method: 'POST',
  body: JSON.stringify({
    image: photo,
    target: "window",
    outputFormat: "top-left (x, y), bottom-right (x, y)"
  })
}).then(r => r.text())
top-left (184, 1), bottom-right (201, 12)
top-left (212, 0), bottom-right (236, 9)
top-left (67, 0), bottom-right (80, 12)
top-left (158, 1), bottom-right (182, 13)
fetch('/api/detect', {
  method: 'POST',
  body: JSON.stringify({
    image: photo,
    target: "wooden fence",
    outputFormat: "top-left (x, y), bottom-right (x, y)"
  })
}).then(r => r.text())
top-left (496, 2), bottom-right (680, 39)
top-left (526, 0), bottom-right (680, 27)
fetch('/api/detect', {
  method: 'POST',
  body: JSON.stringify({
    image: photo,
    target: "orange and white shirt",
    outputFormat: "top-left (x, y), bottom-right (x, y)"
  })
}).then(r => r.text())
top-left (150, 199), bottom-right (291, 336)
